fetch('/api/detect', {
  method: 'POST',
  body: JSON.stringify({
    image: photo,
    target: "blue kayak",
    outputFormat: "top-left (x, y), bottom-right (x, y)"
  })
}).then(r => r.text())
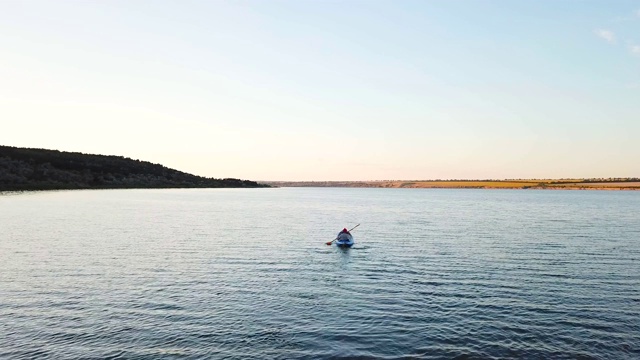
top-left (335, 233), bottom-right (354, 248)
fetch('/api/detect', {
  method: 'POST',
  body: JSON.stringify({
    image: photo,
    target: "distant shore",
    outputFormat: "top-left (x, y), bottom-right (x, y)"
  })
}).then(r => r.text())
top-left (0, 145), bottom-right (269, 191)
top-left (265, 179), bottom-right (640, 190)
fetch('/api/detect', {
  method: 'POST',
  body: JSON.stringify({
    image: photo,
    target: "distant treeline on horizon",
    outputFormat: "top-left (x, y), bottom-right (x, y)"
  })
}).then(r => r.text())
top-left (0, 145), bottom-right (269, 191)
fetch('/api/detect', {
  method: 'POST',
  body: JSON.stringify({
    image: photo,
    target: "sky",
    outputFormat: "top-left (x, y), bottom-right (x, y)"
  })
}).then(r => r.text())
top-left (1, 1), bottom-right (639, 181)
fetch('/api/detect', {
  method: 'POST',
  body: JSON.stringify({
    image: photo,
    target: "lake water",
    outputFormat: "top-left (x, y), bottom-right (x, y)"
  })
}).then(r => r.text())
top-left (1, 188), bottom-right (639, 359)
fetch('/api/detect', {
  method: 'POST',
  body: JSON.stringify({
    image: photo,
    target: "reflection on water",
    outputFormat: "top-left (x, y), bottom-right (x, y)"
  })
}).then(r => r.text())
top-left (335, 246), bottom-right (352, 271)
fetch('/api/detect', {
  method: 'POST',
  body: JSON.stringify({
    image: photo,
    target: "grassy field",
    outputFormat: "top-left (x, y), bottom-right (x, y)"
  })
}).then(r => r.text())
top-left (363, 180), bottom-right (640, 189)
top-left (368, 180), bottom-right (546, 188)
top-left (266, 179), bottom-right (640, 190)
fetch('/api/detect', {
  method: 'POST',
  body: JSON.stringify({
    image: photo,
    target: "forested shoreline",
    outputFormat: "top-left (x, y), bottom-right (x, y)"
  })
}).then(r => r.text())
top-left (0, 146), bottom-right (268, 191)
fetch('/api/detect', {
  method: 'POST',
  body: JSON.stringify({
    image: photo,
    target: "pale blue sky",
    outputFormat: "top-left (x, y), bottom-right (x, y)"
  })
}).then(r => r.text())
top-left (1, 1), bottom-right (639, 180)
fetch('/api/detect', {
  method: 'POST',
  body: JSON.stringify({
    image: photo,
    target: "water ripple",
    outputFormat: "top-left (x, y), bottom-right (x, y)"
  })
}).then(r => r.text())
top-left (1, 188), bottom-right (639, 359)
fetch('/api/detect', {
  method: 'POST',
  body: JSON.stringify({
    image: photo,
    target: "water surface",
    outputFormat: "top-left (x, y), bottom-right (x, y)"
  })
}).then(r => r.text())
top-left (1, 188), bottom-right (639, 359)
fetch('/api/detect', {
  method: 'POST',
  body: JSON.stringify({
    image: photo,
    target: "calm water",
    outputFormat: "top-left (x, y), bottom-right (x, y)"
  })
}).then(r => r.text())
top-left (1, 188), bottom-right (639, 359)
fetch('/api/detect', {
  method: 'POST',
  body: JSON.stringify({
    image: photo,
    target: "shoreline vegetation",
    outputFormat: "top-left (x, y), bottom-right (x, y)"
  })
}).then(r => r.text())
top-left (3, 145), bottom-right (636, 192)
top-left (265, 179), bottom-right (640, 190)
top-left (0, 145), bottom-right (269, 191)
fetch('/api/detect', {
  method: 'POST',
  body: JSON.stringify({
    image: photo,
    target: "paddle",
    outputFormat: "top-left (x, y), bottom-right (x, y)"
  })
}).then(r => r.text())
top-left (326, 223), bottom-right (360, 245)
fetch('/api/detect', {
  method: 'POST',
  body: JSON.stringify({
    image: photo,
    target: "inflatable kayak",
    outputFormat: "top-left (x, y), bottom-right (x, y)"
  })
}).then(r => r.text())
top-left (335, 233), bottom-right (354, 248)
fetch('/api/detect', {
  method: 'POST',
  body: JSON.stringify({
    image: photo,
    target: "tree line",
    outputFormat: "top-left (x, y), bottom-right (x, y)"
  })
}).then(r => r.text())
top-left (0, 145), bottom-right (268, 191)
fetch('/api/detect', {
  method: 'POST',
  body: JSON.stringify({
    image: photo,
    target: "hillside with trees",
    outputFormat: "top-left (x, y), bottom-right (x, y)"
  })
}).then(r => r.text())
top-left (0, 146), bottom-right (268, 191)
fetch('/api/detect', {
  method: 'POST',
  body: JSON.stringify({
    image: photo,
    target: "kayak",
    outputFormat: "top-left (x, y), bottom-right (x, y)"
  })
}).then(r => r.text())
top-left (335, 233), bottom-right (354, 248)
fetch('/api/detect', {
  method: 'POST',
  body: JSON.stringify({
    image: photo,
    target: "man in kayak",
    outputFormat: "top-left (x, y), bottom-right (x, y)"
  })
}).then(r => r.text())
top-left (336, 228), bottom-right (351, 241)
